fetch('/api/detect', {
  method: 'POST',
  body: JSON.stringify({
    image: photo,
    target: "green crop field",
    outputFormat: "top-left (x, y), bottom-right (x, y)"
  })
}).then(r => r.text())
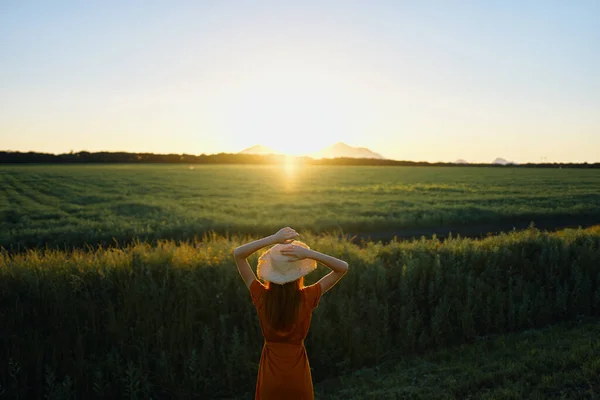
top-left (1, 164), bottom-right (600, 250)
top-left (1, 164), bottom-right (600, 398)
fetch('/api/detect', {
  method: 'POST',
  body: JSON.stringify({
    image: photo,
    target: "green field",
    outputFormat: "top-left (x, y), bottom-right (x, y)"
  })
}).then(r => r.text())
top-left (2, 164), bottom-right (600, 250)
top-left (2, 164), bottom-right (600, 398)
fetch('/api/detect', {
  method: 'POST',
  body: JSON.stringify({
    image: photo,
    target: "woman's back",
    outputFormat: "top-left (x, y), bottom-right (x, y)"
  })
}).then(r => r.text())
top-left (250, 279), bottom-right (322, 399)
top-left (250, 280), bottom-right (322, 344)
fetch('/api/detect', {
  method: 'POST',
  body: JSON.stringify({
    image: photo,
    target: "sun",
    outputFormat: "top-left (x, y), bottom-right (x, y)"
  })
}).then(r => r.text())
top-left (210, 58), bottom-right (365, 156)
top-left (224, 85), bottom-right (338, 155)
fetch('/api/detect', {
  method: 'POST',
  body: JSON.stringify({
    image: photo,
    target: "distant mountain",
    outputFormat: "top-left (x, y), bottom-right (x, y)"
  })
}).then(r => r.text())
top-left (455, 159), bottom-right (469, 164)
top-left (492, 157), bottom-right (516, 165)
top-left (238, 145), bottom-right (279, 155)
top-left (314, 142), bottom-right (384, 159)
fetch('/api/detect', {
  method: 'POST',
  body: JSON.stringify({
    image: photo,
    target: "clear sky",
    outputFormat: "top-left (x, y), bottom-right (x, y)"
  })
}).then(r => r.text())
top-left (1, 1), bottom-right (599, 163)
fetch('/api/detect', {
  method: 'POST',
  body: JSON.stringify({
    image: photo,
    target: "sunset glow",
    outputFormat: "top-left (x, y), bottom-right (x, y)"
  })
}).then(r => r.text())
top-left (1, 2), bottom-right (599, 163)
top-left (205, 53), bottom-right (376, 157)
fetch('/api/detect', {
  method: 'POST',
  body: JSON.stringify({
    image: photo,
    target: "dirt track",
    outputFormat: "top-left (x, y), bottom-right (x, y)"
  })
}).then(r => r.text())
top-left (348, 215), bottom-right (600, 243)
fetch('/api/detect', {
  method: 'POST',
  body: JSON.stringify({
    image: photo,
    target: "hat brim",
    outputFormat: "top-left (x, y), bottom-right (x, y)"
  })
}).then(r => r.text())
top-left (257, 243), bottom-right (317, 285)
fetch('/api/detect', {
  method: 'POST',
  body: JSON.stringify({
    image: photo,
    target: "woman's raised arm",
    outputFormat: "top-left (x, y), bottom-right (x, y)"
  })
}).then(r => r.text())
top-left (280, 246), bottom-right (348, 294)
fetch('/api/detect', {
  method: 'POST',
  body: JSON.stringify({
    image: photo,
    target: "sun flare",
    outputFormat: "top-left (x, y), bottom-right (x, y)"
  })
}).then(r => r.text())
top-left (283, 155), bottom-right (298, 175)
top-left (209, 56), bottom-right (371, 157)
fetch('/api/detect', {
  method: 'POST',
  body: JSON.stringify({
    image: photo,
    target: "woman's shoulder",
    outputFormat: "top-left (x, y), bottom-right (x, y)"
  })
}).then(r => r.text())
top-left (301, 283), bottom-right (322, 309)
top-left (301, 282), bottom-right (320, 293)
top-left (251, 278), bottom-right (267, 290)
top-left (250, 279), bottom-right (267, 305)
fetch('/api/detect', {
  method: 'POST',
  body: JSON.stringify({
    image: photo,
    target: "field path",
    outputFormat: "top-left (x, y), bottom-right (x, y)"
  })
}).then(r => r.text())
top-left (348, 215), bottom-right (600, 243)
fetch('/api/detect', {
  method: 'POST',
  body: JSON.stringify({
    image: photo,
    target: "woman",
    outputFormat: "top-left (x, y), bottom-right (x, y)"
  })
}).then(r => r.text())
top-left (233, 227), bottom-right (349, 399)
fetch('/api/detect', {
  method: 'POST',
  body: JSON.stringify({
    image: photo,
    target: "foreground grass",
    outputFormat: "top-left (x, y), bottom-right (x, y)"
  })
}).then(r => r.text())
top-left (2, 164), bottom-right (600, 249)
top-left (313, 318), bottom-right (600, 400)
top-left (0, 226), bottom-right (599, 398)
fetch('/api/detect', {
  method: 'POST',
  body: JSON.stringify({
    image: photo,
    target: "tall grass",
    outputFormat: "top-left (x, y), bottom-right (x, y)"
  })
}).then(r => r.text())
top-left (0, 226), bottom-right (599, 398)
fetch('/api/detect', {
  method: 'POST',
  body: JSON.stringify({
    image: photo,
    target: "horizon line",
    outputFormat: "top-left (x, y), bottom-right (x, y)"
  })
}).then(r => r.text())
top-left (1, 149), bottom-right (598, 165)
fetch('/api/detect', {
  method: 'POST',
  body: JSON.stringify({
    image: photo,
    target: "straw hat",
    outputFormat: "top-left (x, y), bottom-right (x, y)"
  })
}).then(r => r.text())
top-left (257, 241), bottom-right (317, 285)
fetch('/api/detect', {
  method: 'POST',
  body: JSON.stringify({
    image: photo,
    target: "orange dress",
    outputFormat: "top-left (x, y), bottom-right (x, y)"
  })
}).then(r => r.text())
top-left (249, 279), bottom-right (322, 400)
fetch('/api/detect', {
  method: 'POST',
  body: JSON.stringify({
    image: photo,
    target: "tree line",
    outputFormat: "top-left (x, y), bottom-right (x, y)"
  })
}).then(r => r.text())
top-left (1, 150), bottom-right (598, 168)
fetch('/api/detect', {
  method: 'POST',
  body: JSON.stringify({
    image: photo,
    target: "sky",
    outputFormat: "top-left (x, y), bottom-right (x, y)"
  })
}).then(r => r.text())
top-left (1, 1), bottom-right (599, 163)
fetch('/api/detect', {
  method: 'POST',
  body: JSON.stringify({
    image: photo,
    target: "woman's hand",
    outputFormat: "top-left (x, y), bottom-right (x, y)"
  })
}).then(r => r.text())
top-left (272, 227), bottom-right (299, 244)
top-left (280, 244), bottom-right (312, 261)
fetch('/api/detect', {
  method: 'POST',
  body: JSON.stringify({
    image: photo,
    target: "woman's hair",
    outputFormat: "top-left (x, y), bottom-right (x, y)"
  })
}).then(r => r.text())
top-left (264, 277), bottom-right (304, 331)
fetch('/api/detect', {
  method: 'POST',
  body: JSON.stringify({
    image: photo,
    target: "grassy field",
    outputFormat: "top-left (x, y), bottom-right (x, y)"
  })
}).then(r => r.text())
top-left (1, 164), bottom-right (599, 398)
top-left (1, 226), bottom-right (599, 398)
top-left (2, 164), bottom-right (600, 250)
